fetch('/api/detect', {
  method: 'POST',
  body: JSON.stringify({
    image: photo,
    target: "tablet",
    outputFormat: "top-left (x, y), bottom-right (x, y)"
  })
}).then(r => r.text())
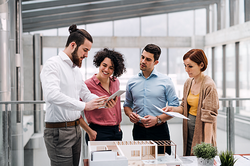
top-left (99, 90), bottom-right (125, 108)
top-left (107, 90), bottom-right (125, 101)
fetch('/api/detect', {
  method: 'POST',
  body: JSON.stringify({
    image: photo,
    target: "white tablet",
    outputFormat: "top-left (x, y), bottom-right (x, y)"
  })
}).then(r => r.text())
top-left (99, 90), bottom-right (125, 108)
top-left (107, 90), bottom-right (125, 101)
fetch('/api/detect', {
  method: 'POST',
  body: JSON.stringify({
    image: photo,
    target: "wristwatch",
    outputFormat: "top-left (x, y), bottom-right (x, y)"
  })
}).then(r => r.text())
top-left (156, 116), bottom-right (162, 124)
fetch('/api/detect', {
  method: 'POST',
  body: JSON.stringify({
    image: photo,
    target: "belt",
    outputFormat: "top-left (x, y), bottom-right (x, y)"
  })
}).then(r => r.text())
top-left (135, 122), bottom-right (165, 128)
top-left (46, 119), bottom-right (80, 128)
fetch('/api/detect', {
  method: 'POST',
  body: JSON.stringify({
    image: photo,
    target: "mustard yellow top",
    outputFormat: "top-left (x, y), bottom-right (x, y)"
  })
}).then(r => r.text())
top-left (187, 90), bottom-right (199, 116)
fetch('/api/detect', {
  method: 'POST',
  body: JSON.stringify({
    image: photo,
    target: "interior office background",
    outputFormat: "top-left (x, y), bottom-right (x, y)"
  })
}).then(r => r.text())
top-left (29, 0), bottom-right (250, 116)
top-left (1, 0), bottom-right (250, 166)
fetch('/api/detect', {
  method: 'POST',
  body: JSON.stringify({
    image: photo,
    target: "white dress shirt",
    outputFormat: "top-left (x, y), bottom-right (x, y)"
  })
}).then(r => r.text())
top-left (40, 51), bottom-right (98, 122)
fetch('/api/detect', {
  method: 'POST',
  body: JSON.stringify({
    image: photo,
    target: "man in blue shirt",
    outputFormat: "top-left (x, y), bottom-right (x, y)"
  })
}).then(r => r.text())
top-left (123, 44), bottom-right (179, 155)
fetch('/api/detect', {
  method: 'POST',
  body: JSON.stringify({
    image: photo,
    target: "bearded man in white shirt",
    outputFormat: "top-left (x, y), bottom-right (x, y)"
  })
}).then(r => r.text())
top-left (40, 24), bottom-right (115, 166)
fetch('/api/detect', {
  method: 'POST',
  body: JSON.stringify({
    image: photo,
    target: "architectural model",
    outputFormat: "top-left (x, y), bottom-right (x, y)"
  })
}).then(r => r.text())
top-left (88, 140), bottom-right (182, 166)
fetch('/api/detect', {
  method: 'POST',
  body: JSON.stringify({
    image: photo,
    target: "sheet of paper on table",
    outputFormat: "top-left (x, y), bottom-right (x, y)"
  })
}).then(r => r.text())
top-left (177, 156), bottom-right (220, 166)
top-left (142, 155), bottom-right (183, 165)
top-left (153, 105), bottom-right (190, 120)
top-left (242, 155), bottom-right (250, 160)
top-left (178, 155), bottom-right (250, 166)
top-left (234, 155), bottom-right (250, 166)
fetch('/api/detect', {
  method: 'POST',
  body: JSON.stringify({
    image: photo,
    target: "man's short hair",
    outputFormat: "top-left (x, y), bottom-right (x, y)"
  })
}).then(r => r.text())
top-left (143, 44), bottom-right (161, 61)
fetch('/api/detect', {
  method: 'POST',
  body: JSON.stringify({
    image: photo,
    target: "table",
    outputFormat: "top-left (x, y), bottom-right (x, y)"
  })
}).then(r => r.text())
top-left (83, 159), bottom-right (182, 166)
top-left (84, 154), bottom-right (250, 166)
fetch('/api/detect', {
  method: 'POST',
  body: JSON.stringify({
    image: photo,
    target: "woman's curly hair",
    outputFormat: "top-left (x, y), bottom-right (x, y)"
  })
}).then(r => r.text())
top-left (93, 48), bottom-right (126, 80)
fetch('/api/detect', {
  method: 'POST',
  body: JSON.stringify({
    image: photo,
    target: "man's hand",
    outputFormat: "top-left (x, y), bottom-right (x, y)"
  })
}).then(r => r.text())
top-left (129, 112), bottom-right (140, 123)
top-left (141, 115), bottom-right (157, 128)
top-left (84, 96), bottom-right (108, 111)
top-left (79, 117), bottom-right (97, 141)
top-left (105, 96), bottom-right (118, 108)
top-left (87, 129), bottom-right (97, 141)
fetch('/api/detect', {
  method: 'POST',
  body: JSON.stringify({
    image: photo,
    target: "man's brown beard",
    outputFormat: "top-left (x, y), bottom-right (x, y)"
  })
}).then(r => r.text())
top-left (72, 47), bottom-right (82, 68)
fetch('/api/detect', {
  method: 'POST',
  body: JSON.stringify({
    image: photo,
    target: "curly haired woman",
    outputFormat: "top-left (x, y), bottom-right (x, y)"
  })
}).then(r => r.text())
top-left (80, 48), bottom-right (126, 143)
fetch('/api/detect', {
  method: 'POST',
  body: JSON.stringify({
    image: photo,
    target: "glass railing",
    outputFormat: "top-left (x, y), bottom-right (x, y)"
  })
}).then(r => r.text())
top-left (0, 101), bottom-right (45, 166)
top-left (0, 98), bottom-right (250, 166)
top-left (217, 98), bottom-right (250, 155)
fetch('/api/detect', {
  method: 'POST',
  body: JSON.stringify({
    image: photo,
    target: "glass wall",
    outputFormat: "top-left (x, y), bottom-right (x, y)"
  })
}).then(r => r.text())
top-left (115, 48), bottom-right (140, 92)
top-left (169, 48), bottom-right (190, 98)
top-left (238, 0), bottom-right (245, 24)
top-left (141, 14), bottom-right (167, 36)
top-left (194, 9), bottom-right (206, 35)
top-left (225, 43), bottom-right (235, 98)
top-left (86, 22), bottom-right (113, 36)
top-left (154, 48), bottom-right (167, 74)
top-left (239, 40), bottom-right (250, 117)
top-left (168, 10), bottom-right (194, 36)
top-left (204, 47), bottom-right (212, 77)
top-left (239, 40), bottom-right (250, 98)
top-left (214, 46), bottom-right (223, 98)
top-left (114, 18), bottom-right (140, 36)
top-left (42, 48), bottom-right (57, 65)
top-left (226, 0), bottom-right (231, 27)
top-left (83, 48), bottom-right (102, 80)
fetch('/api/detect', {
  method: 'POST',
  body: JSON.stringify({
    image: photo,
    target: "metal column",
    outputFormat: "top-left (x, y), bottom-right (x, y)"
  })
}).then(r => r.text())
top-left (11, 0), bottom-right (24, 165)
top-left (0, 0), bottom-right (24, 165)
top-left (33, 34), bottom-right (43, 134)
top-left (227, 100), bottom-right (235, 153)
top-left (0, 0), bottom-right (11, 166)
top-left (245, 0), bottom-right (250, 22)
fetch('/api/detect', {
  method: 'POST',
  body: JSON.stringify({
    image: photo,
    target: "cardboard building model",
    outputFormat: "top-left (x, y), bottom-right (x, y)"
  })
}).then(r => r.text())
top-left (88, 140), bottom-right (179, 166)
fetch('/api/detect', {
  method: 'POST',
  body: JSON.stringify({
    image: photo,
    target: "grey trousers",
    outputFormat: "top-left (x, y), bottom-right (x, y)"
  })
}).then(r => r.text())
top-left (44, 125), bottom-right (81, 166)
top-left (186, 114), bottom-right (196, 156)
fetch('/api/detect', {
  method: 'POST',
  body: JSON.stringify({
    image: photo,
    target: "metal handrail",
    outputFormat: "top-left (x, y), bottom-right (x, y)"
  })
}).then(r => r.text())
top-left (1, 97), bottom-right (250, 104)
top-left (218, 97), bottom-right (250, 101)
top-left (0, 100), bottom-right (45, 104)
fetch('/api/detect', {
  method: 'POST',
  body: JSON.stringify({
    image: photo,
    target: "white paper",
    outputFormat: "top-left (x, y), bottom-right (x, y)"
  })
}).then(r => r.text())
top-left (142, 155), bottom-right (183, 165)
top-left (242, 155), bottom-right (250, 160)
top-left (138, 115), bottom-right (146, 120)
top-left (179, 156), bottom-right (198, 166)
top-left (153, 104), bottom-right (190, 120)
top-left (234, 155), bottom-right (250, 166)
top-left (179, 156), bottom-right (220, 166)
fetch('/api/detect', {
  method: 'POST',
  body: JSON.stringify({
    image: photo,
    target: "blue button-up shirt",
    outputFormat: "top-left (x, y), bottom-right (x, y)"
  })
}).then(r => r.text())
top-left (123, 69), bottom-right (179, 117)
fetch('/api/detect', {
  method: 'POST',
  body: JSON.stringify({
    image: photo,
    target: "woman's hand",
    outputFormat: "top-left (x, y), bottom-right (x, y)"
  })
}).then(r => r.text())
top-left (105, 96), bottom-right (118, 108)
top-left (162, 106), bottom-right (183, 115)
top-left (162, 106), bottom-right (174, 112)
top-left (118, 123), bottom-right (121, 132)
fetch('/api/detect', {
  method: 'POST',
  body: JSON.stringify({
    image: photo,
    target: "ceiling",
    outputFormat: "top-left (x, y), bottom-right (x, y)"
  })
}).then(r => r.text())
top-left (22, 0), bottom-right (220, 32)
